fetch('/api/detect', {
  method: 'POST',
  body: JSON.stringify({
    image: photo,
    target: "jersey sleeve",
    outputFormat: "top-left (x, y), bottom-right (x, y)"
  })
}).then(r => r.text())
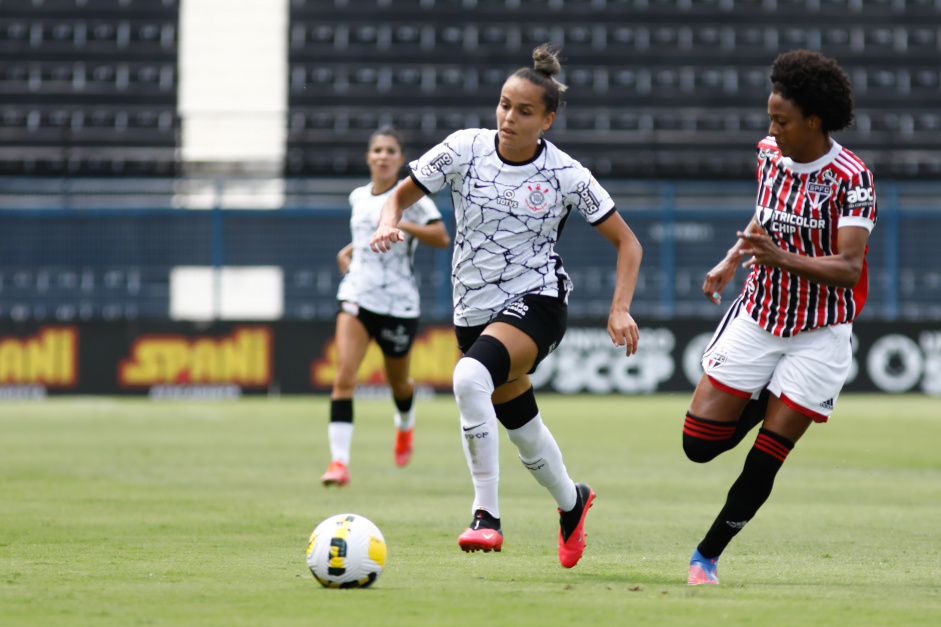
top-left (409, 129), bottom-right (473, 196)
top-left (839, 169), bottom-right (877, 232)
top-left (755, 136), bottom-right (781, 180)
top-left (402, 195), bottom-right (442, 225)
top-left (563, 167), bottom-right (616, 226)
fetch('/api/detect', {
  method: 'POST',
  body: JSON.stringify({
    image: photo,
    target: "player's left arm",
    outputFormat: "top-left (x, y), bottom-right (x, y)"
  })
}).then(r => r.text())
top-left (594, 211), bottom-right (643, 355)
top-left (738, 225), bottom-right (870, 288)
top-left (397, 220), bottom-right (451, 249)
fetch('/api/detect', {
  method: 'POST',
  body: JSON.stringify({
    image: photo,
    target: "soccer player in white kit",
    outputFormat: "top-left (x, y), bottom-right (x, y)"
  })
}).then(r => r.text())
top-left (371, 45), bottom-right (643, 568)
top-left (321, 125), bottom-right (450, 488)
top-left (683, 51), bottom-right (877, 585)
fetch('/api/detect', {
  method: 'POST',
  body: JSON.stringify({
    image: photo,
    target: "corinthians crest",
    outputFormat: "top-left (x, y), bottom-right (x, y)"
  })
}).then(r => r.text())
top-left (524, 184), bottom-right (548, 211)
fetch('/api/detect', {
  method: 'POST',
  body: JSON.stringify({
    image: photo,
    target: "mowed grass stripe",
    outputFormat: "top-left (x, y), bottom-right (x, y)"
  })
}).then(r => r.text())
top-left (1, 394), bottom-right (939, 626)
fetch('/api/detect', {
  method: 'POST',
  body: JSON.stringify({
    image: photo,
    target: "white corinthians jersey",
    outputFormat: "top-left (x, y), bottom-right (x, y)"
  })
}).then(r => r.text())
top-left (410, 129), bottom-right (616, 326)
top-left (336, 182), bottom-right (442, 318)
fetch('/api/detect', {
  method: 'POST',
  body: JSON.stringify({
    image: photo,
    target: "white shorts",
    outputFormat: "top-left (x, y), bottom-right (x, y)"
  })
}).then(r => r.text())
top-left (701, 312), bottom-right (853, 422)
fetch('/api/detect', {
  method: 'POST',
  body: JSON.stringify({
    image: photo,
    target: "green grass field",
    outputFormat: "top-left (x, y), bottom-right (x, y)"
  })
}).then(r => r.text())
top-left (2, 394), bottom-right (939, 626)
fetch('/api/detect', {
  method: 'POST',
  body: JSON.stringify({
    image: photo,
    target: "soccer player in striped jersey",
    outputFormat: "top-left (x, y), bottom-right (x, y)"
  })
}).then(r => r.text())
top-left (370, 45), bottom-right (643, 568)
top-left (683, 50), bottom-right (877, 585)
top-left (321, 125), bottom-right (450, 488)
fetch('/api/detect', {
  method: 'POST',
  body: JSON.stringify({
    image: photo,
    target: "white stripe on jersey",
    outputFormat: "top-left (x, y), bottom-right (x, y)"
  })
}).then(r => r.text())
top-left (410, 128), bottom-right (616, 326)
top-left (744, 137), bottom-right (877, 337)
top-left (336, 181), bottom-right (442, 318)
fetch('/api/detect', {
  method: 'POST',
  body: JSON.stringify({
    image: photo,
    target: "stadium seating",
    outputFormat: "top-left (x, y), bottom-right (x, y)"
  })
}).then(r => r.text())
top-left (8, 1), bottom-right (935, 179)
top-left (288, 0), bottom-right (941, 178)
top-left (0, 0), bottom-right (179, 176)
top-left (2, 1), bottom-right (939, 323)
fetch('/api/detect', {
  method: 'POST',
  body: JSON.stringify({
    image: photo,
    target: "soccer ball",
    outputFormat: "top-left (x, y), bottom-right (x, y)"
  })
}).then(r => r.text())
top-left (306, 513), bottom-right (387, 589)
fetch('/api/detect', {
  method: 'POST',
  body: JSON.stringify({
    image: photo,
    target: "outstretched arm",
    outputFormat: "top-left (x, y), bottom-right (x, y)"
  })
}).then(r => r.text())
top-left (594, 211), bottom-right (643, 356)
top-left (370, 177), bottom-right (428, 253)
top-left (397, 220), bottom-right (451, 249)
top-left (703, 216), bottom-right (762, 304)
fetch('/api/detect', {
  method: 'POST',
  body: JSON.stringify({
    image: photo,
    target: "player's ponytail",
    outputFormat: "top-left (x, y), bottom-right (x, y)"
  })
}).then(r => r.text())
top-left (512, 44), bottom-right (566, 114)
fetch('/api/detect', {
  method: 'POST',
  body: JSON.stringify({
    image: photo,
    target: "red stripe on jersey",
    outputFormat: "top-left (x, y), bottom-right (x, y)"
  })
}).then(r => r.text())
top-left (744, 138), bottom-right (876, 337)
top-left (854, 245), bottom-right (870, 315)
top-left (754, 432), bottom-right (792, 462)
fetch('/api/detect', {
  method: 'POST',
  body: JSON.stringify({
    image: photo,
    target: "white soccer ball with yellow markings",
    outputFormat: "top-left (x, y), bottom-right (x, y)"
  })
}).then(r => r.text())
top-left (306, 513), bottom-right (387, 588)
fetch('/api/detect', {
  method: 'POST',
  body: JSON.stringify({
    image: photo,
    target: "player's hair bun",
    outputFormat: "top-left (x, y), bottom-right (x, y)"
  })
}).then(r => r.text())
top-left (532, 44), bottom-right (568, 92)
top-left (510, 43), bottom-right (567, 113)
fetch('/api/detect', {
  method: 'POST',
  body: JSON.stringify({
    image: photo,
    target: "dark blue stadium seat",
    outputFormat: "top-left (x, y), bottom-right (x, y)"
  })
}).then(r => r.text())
top-left (284, 0), bottom-right (941, 178)
top-left (0, 0), bottom-right (178, 174)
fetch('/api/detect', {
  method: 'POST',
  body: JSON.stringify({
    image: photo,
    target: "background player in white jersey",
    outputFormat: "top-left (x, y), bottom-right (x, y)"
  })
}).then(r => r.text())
top-left (370, 45), bottom-right (643, 568)
top-left (321, 125), bottom-right (450, 488)
top-left (682, 51), bottom-right (877, 585)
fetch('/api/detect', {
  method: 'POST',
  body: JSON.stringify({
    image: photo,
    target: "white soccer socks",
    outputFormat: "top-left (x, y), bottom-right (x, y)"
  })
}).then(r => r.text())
top-left (453, 357), bottom-right (579, 517)
top-left (394, 405), bottom-right (416, 432)
top-left (506, 414), bottom-right (577, 513)
top-left (453, 357), bottom-right (501, 518)
top-left (327, 421), bottom-right (354, 466)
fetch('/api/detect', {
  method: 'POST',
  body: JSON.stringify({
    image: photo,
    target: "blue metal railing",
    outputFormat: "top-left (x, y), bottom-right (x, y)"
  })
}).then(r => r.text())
top-left (0, 178), bottom-right (938, 322)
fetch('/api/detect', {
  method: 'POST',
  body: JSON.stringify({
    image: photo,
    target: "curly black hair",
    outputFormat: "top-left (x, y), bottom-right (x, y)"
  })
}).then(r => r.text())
top-left (770, 49), bottom-right (854, 133)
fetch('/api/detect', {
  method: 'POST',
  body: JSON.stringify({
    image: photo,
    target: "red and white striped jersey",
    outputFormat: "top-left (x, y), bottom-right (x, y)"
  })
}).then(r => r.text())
top-left (740, 136), bottom-right (877, 337)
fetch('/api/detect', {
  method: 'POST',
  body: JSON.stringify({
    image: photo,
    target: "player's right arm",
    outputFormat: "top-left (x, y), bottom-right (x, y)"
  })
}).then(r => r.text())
top-left (370, 177), bottom-right (428, 253)
top-left (703, 216), bottom-right (763, 304)
top-left (337, 243), bottom-right (353, 275)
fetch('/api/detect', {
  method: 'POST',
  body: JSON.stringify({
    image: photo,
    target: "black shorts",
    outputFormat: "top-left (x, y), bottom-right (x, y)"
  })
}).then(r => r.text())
top-left (454, 294), bottom-right (567, 374)
top-left (338, 301), bottom-right (419, 358)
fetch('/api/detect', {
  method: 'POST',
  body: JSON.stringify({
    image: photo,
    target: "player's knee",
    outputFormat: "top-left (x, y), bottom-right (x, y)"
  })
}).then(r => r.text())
top-left (452, 357), bottom-right (492, 404)
top-left (334, 363), bottom-right (360, 391)
top-left (683, 432), bottom-right (723, 463)
top-left (332, 377), bottom-right (357, 398)
top-left (387, 377), bottom-right (413, 400)
top-left (682, 412), bottom-right (734, 463)
top-left (463, 335), bottom-right (511, 388)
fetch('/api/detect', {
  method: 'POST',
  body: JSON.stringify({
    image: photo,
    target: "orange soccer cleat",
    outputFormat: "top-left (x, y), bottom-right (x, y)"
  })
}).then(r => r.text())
top-left (320, 460), bottom-right (350, 488)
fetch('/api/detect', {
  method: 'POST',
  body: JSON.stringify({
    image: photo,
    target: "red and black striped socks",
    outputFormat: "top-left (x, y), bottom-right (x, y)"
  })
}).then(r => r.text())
top-left (682, 390), bottom-right (771, 463)
top-left (698, 428), bottom-right (795, 558)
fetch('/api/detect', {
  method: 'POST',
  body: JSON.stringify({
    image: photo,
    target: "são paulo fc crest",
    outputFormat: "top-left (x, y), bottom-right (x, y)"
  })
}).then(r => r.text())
top-left (704, 346), bottom-right (729, 371)
top-left (524, 184), bottom-right (548, 212)
top-left (806, 182), bottom-right (834, 210)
